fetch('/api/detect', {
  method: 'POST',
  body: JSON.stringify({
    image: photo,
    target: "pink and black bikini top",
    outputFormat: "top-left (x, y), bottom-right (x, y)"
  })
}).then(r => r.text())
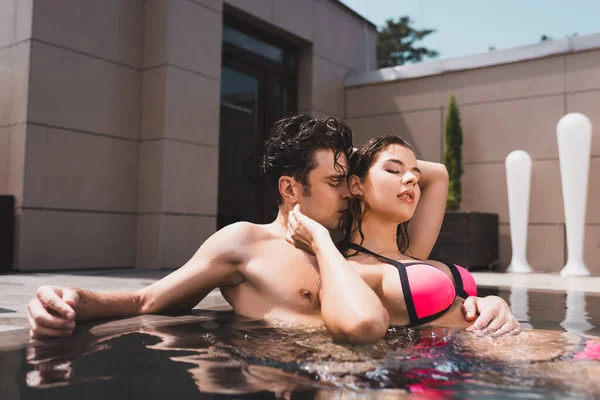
top-left (347, 243), bottom-right (478, 327)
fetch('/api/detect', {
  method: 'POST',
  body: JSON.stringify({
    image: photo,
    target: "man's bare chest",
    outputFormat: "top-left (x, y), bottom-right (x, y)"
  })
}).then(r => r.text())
top-left (243, 246), bottom-right (322, 312)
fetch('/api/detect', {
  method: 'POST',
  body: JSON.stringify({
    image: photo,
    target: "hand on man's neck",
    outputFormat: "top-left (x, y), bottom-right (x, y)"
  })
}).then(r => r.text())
top-left (272, 206), bottom-right (298, 237)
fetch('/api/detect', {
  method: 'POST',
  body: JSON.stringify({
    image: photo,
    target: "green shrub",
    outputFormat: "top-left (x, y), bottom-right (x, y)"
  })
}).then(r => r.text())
top-left (444, 94), bottom-right (463, 211)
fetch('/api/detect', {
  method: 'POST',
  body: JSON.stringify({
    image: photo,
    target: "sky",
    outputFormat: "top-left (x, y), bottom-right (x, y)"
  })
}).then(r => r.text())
top-left (340, 0), bottom-right (600, 60)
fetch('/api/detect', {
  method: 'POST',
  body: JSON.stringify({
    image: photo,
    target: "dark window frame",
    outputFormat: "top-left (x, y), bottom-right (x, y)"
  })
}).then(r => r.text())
top-left (222, 15), bottom-right (297, 78)
top-left (218, 16), bottom-right (299, 227)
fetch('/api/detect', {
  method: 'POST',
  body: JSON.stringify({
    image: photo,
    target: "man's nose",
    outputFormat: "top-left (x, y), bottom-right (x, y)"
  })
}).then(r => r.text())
top-left (340, 183), bottom-right (351, 200)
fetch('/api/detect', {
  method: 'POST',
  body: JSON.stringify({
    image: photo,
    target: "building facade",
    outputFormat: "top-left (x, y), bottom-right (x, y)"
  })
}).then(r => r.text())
top-left (1, 0), bottom-right (598, 274)
top-left (0, 0), bottom-right (377, 271)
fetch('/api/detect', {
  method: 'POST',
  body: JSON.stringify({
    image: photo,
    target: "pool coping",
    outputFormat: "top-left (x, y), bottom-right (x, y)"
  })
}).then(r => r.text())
top-left (472, 272), bottom-right (600, 293)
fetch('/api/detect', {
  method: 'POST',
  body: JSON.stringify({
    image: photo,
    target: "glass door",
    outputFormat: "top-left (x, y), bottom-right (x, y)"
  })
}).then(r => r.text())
top-left (261, 73), bottom-right (296, 222)
top-left (218, 64), bottom-right (266, 229)
top-left (218, 20), bottom-right (297, 229)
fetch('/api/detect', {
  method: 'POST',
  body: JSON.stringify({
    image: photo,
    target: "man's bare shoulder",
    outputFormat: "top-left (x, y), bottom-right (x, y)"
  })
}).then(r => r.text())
top-left (217, 221), bottom-right (272, 241)
top-left (189, 222), bottom-right (267, 267)
top-left (209, 221), bottom-right (277, 254)
top-left (197, 222), bottom-right (285, 272)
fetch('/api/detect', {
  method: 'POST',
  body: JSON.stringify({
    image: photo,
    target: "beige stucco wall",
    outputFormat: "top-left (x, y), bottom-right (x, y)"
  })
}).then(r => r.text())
top-left (345, 43), bottom-right (600, 274)
top-left (0, 0), bottom-right (31, 205)
top-left (0, 0), bottom-right (376, 270)
top-left (1, 0), bottom-right (144, 271)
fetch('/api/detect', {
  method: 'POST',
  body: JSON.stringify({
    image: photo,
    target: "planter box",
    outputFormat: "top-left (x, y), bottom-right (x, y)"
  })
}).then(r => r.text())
top-left (0, 195), bottom-right (15, 271)
top-left (429, 211), bottom-right (499, 271)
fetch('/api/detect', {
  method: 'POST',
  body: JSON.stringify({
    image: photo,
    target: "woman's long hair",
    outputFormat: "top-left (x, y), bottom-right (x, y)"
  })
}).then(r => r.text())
top-left (337, 135), bottom-right (415, 256)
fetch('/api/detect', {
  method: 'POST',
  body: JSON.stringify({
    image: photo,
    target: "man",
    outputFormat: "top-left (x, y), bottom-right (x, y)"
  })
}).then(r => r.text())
top-left (28, 115), bottom-right (519, 344)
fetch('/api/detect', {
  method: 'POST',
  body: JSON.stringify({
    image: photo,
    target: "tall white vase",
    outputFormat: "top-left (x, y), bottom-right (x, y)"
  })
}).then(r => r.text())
top-left (557, 113), bottom-right (592, 277)
top-left (505, 151), bottom-right (533, 273)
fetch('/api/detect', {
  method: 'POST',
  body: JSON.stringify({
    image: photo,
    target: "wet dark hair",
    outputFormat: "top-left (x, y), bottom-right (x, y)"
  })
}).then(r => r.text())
top-left (338, 135), bottom-right (415, 255)
top-left (262, 114), bottom-right (353, 205)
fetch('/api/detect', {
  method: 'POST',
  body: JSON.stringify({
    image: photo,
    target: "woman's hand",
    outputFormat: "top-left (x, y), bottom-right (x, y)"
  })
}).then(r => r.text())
top-left (285, 204), bottom-right (331, 256)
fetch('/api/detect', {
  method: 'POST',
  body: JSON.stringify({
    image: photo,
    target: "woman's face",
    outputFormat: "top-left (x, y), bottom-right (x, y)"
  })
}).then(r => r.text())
top-left (356, 144), bottom-right (421, 223)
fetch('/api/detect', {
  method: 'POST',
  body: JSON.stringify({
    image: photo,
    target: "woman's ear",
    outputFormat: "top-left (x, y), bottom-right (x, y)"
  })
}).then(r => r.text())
top-left (278, 176), bottom-right (300, 204)
top-left (349, 175), bottom-right (363, 196)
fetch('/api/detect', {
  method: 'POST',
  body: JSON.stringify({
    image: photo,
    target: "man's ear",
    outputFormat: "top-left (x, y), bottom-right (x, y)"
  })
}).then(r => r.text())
top-left (348, 175), bottom-right (363, 196)
top-left (278, 176), bottom-right (301, 204)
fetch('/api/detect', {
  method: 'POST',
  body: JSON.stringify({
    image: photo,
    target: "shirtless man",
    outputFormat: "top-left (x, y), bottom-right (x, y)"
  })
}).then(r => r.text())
top-left (28, 114), bottom-right (519, 344)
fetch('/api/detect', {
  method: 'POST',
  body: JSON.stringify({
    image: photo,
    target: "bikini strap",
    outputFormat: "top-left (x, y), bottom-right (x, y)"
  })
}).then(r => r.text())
top-left (347, 243), bottom-right (418, 325)
top-left (444, 262), bottom-right (469, 299)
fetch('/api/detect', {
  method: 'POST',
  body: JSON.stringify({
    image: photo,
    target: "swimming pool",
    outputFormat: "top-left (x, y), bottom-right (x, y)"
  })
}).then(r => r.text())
top-left (1, 287), bottom-right (599, 399)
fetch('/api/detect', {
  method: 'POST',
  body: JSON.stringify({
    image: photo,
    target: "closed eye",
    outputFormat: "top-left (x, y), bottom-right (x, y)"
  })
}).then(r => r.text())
top-left (386, 170), bottom-right (400, 174)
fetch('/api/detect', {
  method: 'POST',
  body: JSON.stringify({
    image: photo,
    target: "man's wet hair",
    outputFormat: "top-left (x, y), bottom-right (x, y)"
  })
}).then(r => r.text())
top-left (262, 114), bottom-right (353, 205)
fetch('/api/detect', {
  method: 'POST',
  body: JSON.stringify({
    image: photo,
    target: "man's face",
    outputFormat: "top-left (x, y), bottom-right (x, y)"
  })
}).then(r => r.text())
top-left (296, 149), bottom-right (351, 230)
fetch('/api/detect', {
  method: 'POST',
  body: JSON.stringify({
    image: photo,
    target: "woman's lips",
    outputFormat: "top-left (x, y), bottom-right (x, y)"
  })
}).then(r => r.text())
top-left (398, 191), bottom-right (415, 204)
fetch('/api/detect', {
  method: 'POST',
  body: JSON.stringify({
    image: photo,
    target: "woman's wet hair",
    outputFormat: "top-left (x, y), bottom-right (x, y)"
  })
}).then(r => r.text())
top-left (262, 114), bottom-right (353, 205)
top-left (338, 135), bottom-right (415, 255)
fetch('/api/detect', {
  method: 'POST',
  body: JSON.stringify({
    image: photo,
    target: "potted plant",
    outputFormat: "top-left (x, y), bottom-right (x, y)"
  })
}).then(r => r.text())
top-left (429, 95), bottom-right (499, 270)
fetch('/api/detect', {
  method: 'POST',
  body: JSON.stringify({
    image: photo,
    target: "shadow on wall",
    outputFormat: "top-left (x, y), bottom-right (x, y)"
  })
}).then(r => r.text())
top-left (349, 113), bottom-right (425, 160)
top-left (498, 228), bottom-right (511, 272)
top-left (346, 54), bottom-right (565, 118)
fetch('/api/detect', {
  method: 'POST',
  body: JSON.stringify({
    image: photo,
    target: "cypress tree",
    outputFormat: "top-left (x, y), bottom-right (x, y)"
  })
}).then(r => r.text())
top-left (444, 94), bottom-right (463, 211)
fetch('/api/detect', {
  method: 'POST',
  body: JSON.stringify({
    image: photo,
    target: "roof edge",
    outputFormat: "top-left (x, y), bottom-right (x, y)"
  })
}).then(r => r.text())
top-left (328, 0), bottom-right (378, 29)
top-left (346, 32), bottom-right (600, 88)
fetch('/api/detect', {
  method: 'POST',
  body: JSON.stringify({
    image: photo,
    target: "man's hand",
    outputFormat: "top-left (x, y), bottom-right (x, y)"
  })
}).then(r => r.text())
top-left (28, 286), bottom-right (79, 339)
top-left (463, 296), bottom-right (521, 337)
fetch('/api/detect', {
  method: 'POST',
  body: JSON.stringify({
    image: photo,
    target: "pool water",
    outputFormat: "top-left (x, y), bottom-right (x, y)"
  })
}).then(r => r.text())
top-left (1, 287), bottom-right (599, 399)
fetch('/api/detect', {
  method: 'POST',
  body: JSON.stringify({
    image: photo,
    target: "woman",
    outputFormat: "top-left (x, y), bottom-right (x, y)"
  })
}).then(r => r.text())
top-left (286, 135), bottom-right (520, 333)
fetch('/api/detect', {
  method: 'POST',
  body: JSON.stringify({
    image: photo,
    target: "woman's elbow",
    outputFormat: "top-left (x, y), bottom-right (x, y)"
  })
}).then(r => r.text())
top-left (344, 313), bottom-right (390, 345)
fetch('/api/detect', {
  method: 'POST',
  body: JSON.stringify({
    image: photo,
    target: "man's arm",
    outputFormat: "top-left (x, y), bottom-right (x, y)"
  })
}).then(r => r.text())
top-left (430, 296), bottom-right (520, 336)
top-left (406, 160), bottom-right (449, 260)
top-left (463, 296), bottom-right (521, 336)
top-left (28, 223), bottom-right (248, 338)
top-left (426, 260), bottom-right (521, 336)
